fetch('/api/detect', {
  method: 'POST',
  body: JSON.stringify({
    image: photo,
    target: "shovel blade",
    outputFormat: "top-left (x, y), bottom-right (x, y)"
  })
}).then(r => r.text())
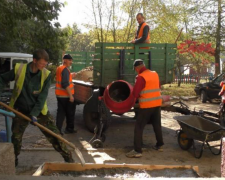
top-left (74, 147), bottom-right (85, 166)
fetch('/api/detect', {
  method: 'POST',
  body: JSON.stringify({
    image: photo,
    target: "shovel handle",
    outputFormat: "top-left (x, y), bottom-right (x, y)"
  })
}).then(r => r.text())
top-left (0, 101), bottom-right (85, 165)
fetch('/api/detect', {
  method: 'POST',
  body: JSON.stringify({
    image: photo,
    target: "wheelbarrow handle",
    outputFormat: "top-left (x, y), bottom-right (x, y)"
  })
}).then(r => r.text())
top-left (208, 128), bottom-right (225, 135)
top-left (0, 108), bottom-right (15, 118)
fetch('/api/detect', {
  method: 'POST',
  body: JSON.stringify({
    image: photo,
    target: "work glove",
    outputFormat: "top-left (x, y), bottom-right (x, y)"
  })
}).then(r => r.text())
top-left (29, 115), bottom-right (37, 126)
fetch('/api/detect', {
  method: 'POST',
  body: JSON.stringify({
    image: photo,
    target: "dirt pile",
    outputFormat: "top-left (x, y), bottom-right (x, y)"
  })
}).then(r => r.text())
top-left (74, 66), bottom-right (93, 82)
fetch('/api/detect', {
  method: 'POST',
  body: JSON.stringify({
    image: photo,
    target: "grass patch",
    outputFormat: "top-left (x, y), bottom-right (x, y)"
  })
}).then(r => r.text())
top-left (161, 83), bottom-right (197, 96)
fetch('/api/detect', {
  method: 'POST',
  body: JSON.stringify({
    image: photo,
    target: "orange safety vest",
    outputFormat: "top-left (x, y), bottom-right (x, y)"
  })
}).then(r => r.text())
top-left (55, 65), bottom-right (74, 98)
top-left (138, 69), bottom-right (162, 108)
top-left (136, 22), bottom-right (150, 42)
top-left (136, 22), bottom-right (150, 49)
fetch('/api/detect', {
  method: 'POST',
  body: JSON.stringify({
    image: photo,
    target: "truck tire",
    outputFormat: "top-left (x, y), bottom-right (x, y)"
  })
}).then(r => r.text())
top-left (83, 111), bottom-right (100, 132)
top-left (83, 101), bottom-right (111, 133)
top-left (200, 90), bottom-right (207, 103)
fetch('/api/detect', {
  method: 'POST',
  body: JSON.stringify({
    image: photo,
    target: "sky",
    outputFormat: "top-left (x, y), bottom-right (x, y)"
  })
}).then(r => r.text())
top-left (57, 0), bottom-right (92, 32)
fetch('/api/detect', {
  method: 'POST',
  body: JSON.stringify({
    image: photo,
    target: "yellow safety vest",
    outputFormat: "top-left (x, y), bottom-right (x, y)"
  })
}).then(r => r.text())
top-left (9, 63), bottom-right (50, 115)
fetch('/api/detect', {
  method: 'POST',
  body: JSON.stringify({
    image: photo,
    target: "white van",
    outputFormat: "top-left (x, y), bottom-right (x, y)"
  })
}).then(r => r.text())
top-left (0, 52), bottom-right (33, 89)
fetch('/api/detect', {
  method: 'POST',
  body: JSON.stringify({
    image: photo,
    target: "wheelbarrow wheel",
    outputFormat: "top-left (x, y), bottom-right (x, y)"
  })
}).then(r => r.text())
top-left (178, 130), bottom-right (193, 150)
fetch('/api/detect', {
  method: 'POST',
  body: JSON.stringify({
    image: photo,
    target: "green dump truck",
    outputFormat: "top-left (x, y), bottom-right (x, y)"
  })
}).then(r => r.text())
top-left (68, 42), bottom-right (176, 135)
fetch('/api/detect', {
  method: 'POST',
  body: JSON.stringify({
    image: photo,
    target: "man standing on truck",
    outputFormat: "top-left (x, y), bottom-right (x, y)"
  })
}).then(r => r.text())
top-left (55, 54), bottom-right (77, 135)
top-left (131, 13), bottom-right (150, 46)
top-left (126, 59), bottom-right (164, 158)
top-left (0, 49), bottom-right (74, 166)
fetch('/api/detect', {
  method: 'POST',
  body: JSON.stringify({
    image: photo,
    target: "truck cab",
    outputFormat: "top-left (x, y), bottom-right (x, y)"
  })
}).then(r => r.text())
top-left (0, 52), bottom-right (33, 89)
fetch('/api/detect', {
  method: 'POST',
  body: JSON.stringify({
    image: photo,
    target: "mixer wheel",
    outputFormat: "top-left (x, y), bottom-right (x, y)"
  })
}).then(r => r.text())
top-left (92, 139), bottom-right (103, 148)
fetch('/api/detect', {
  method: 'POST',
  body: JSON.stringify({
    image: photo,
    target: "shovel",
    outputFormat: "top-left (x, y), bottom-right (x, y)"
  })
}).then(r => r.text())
top-left (0, 101), bottom-right (85, 166)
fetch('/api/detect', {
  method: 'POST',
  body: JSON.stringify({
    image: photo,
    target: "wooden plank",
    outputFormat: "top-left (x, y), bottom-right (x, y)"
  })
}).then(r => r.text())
top-left (102, 49), bottom-right (122, 53)
top-left (33, 162), bottom-right (199, 176)
top-left (72, 65), bottom-right (86, 69)
top-left (166, 49), bottom-right (177, 53)
top-left (95, 43), bottom-right (176, 49)
top-left (96, 42), bottom-right (134, 47)
top-left (66, 51), bottom-right (86, 55)
top-left (72, 61), bottom-right (87, 64)
top-left (96, 54), bottom-right (120, 59)
top-left (95, 48), bottom-right (102, 53)
top-left (167, 54), bottom-right (176, 59)
top-left (95, 49), bottom-right (173, 56)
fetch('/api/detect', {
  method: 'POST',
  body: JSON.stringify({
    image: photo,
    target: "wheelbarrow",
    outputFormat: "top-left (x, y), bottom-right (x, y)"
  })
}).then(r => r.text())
top-left (173, 115), bottom-right (225, 158)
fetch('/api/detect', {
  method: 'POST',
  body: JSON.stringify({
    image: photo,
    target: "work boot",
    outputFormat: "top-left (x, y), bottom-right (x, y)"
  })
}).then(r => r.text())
top-left (126, 150), bottom-right (142, 158)
top-left (15, 158), bottom-right (18, 167)
top-left (152, 145), bottom-right (163, 152)
top-left (63, 153), bottom-right (75, 163)
top-left (64, 156), bottom-right (75, 163)
top-left (59, 130), bottom-right (64, 136)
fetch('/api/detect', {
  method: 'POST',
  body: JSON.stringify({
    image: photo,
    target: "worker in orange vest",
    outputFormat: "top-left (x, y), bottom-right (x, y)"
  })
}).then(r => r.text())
top-left (218, 74), bottom-right (225, 120)
top-left (55, 54), bottom-right (77, 135)
top-left (126, 59), bottom-right (164, 158)
top-left (131, 13), bottom-right (150, 48)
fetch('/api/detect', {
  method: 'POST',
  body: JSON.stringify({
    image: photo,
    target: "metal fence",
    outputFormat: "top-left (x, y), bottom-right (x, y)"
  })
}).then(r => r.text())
top-left (173, 74), bottom-right (213, 84)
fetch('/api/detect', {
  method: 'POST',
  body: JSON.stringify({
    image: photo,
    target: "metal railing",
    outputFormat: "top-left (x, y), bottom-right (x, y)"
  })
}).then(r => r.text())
top-left (0, 108), bottom-right (15, 142)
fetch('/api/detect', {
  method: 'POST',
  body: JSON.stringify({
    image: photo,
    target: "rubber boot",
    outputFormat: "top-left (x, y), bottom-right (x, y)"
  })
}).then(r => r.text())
top-left (15, 158), bottom-right (18, 167)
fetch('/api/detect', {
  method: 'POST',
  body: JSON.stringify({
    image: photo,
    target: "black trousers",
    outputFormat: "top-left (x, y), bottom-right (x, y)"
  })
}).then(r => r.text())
top-left (134, 106), bottom-right (164, 153)
top-left (56, 97), bottom-right (76, 131)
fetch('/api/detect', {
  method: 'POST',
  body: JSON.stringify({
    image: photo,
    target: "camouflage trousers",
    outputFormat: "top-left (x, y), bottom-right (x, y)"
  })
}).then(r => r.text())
top-left (11, 111), bottom-right (72, 160)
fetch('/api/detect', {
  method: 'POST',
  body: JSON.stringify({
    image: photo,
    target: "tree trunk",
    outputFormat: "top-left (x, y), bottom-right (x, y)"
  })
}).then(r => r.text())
top-left (92, 0), bottom-right (100, 42)
top-left (112, 0), bottom-right (116, 42)
top-left (97, 0), bottom-right (103, 42)
top-left (215, 0), bottom-right (221, 76)
top-left (125, 0), bottom-right (137, 42)
top-left (197, 66), bottom-right (201, 84)
top-left (178, 67), bottom-right (182, 87)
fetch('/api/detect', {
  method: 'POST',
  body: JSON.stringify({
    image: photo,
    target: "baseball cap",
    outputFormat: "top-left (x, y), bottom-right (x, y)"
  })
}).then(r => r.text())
top-left (133, 59), bottom-right (145, 70)
top-left (63, 54), bottom-right (73, 60)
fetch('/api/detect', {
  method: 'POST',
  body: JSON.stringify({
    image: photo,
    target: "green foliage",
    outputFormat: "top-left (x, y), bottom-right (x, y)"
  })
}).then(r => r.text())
top-left (65, 23), bottom-right (95, 52)
top-left (46, 64), bottom-right (57, 83)
top-left (0, 0), bottom-right (67, 64)
top-left (145, 0), bottom-right (181, 43)
top-left (1, 0), bottom-right (223, 70)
